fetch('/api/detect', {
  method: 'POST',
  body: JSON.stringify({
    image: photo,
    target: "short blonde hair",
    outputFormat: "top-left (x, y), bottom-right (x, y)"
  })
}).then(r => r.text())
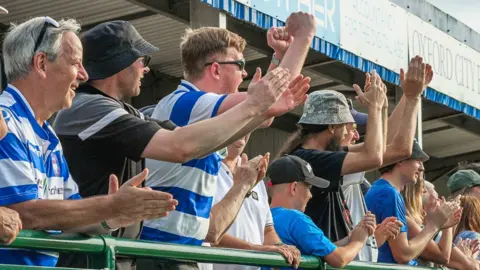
top-left (180, 27), bottom-right (246, 80)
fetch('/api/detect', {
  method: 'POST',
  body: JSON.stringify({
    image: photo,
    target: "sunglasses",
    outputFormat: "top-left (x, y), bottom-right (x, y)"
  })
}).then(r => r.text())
top-left (139, 55), bottom-right (151, 67)
top-left (33, 16), bottom-right (60, 54)
top-left (204, 59), bottom-right (246, 70)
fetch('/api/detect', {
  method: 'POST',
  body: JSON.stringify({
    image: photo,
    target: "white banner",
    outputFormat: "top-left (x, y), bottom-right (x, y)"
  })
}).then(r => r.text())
top-left (340, 0), bottom-right (408, 72)
top-left (408, 13), bottom-right (480, 110)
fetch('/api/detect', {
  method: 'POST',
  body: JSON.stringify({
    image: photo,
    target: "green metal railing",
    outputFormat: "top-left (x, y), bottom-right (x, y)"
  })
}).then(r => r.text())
top-left (0, 230), bottom-right (441, 270)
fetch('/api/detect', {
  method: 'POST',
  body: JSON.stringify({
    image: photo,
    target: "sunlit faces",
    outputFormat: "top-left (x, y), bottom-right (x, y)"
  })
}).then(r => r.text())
top-left (293, 181), bottom-right (312, 212)
top-left (341, 122), bottom-right (359, 146)
top-left (398, 159), bottom-right (424, 185)
top-left (43, 32), bottom-right (88, 111)
top-left (117, 56), bottom-right (150, 99)
top-left (209, 47), bottom-right (247, 94)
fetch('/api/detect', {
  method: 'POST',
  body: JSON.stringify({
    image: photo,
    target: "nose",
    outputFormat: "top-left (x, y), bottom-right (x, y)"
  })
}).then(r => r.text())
top-left (242, 69), bottom-right (248, 78)
top-left (353, 129), bottom-right (360, 140)
top-left (77, 63), bottom-right (89, 82)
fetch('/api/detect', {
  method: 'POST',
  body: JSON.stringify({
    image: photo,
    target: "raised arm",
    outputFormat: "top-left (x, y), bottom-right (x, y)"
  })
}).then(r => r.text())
top-left (382, 57), bottom-right (433, 166)
top-left (142, 68), bottom-right (291, 163)
top-left (340, 71), bottom-right (385, 175)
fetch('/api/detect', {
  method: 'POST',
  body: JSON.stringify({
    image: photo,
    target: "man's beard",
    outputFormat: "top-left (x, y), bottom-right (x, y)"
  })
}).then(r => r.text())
top-left (326, 135), bottom-right (342, 152)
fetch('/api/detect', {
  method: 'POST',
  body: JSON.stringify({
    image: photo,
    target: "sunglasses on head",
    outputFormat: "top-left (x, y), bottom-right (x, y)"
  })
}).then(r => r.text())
top-left (204, 59), bottom-right (246, 70)
top-left (33, 16), bottom-right (60, 54)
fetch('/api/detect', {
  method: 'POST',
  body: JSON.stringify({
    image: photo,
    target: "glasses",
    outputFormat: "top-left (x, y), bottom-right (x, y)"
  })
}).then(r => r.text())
top-left (139, 56), bottom-right (151, 67)
top-left (204, 59), bottom-right (246, 70)
top-left (33, 16), bottom-right (60, 54)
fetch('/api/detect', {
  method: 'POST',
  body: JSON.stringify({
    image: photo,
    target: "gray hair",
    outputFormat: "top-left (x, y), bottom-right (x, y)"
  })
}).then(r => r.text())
top-left (2, 17), bottom-right (81, 82)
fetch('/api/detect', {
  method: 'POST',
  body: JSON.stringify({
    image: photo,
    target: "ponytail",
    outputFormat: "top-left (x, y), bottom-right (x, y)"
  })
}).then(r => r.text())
top-left (277, 124), bottom-right (328, 158)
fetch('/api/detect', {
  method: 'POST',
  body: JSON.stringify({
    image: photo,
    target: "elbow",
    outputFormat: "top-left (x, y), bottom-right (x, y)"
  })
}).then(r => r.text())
top-left (327, 257), bottom-right (348, 268)
top-left (393, 254), bottom-right (412, 265)
top-left (170, 141), bottom-right (197, 163)
top-left (259, 118), bottom-right (274, 128)
top-left (394, 145), bottom-right (412, 160)
top-left (205, 229), bottom-right (223, 245)
top-left (368, 153), bottom-right (383, 168)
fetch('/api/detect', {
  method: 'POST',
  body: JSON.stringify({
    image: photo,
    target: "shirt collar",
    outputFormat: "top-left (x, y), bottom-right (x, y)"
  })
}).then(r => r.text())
top-left (179, 79), bottom-right (202, 92)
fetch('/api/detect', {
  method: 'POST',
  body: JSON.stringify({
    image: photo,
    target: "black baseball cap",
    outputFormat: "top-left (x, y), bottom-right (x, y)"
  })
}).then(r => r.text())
top-left (267, 155), bottom-right (330, 188)
top-left (82, 20), bottom-right (159, 80)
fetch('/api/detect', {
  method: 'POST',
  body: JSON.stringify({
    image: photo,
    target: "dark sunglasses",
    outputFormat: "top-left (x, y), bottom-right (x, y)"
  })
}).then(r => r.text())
top-left (140, 56), bottom-right (151, 67)
top-left (33, 16), bottom-right (60, 54)
top-left (204, 59), bottom-right (246, 70)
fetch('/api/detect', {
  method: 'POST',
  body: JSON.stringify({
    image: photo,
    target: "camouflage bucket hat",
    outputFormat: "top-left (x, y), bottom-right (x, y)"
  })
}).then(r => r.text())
top-left (299, 90), bottom-right (355, 125)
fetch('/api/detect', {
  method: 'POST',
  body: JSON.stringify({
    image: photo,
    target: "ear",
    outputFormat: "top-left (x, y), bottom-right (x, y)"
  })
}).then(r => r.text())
top-left (328, 125), bottom-right (335, 134)
top-left (288, 182), bottom-right (297, 196)
top-left (32, 52), bottom-right (48, 79)
top-left (207, 62), bottom-right (221, 80)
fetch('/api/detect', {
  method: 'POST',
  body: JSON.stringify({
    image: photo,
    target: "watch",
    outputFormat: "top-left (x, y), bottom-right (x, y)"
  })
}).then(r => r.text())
top-left (271, 53), bottom-right (282, 66)
top-left (101, 220), bottom-right (119, 232)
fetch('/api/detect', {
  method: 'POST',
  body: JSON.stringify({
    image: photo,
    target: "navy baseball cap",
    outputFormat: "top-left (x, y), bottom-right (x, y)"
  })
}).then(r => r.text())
top-left (82, 20), bottom-right (158, 80)
top-left (267, 155), bottom-right (330, 188)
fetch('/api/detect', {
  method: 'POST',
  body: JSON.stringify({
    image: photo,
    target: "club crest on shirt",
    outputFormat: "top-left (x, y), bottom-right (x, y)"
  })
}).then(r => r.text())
top-left (51, 154), bottom-right (61, 177)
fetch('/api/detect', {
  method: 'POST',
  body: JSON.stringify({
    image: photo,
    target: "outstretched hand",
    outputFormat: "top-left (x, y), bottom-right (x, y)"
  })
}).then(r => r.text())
top-left (266, 74), bottom-right (310, 117)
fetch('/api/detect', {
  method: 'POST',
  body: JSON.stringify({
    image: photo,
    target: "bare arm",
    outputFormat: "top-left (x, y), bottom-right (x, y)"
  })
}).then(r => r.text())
top-left (406, 217), bottom-right (452, 265)
top-left (389, 224), bottom-right (439, 264)
top-left (8, 196), bottom-right (116, 230)
top-left (323, 241), bottom-right (364, 268)
top-left (447, 247), bottom-right (480, 270)
top-left (143, 68), bottom-right (291, 163)
top-left (341, 102), bottom-right (383, 175)
top-left (263, 224), bottom-right (282, 245)
top-left (381, 97), bottom-right (420, 166)
top-left (387, 95), bottom-right (406, 144)
top-left (7, 170), bottom-right (177, 231)
top-left (206, 155), bottom-right (268, 244)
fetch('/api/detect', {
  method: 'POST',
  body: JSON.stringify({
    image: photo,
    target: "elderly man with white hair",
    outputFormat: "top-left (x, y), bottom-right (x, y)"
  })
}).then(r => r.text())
top-left (0, 16), bottom-right (180, 267)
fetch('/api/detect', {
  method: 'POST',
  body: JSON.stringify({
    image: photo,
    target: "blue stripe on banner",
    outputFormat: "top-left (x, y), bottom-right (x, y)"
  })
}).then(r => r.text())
top-left (0, 249), bottom-right (58, 266)
top-left (170, 91), bottom-right (207, 127)
top-left (152, 186), bottom-right (213, 219)
top-left (0, 184), bottom-right (38, 206)
top-left (182, 153), bottom-right (222, 176)
top-left (211, 94), bottom-right (227, 117)
top-left (140, 226), bottom-right (203, 246)
top-left (203, 0), bottom-right (480, 121)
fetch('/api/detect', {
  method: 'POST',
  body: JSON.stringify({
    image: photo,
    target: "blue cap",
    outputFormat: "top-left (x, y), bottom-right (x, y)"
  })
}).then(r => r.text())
top-left (350, 109), bottom-right (368, 126)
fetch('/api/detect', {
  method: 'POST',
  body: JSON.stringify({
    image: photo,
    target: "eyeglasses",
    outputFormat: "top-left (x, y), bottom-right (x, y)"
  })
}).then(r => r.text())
top-left (204, 59), bottom-right (246, 70)
top-left (139, 56), bottom-right (151, 67)
top-left (33, 16), bottom-right (60, 54)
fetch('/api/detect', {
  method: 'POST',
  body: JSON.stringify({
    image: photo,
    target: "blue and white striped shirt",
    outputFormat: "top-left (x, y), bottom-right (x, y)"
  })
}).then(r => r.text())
top-left (0, 85), bottom-right (80, 266)
top-left (142, 80), bottom-right (227, 245)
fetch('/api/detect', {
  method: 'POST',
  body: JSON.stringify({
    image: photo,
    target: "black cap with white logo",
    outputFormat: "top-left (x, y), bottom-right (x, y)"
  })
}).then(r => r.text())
top-left (267, 155), bottom-right (330, 188)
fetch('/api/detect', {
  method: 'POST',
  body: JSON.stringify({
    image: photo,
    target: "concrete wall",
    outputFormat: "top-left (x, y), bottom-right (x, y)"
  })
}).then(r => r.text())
top-left (391, 0), bottom-right (480, 52)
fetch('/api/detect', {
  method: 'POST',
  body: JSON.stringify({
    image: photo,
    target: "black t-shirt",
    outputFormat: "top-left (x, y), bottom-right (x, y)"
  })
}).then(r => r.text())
top-left (54, 84), bottom-right (175, 198)
top-left (292, 147), bottom-right (353, 242)
top-left (53, 84), bottom-right (175, 269)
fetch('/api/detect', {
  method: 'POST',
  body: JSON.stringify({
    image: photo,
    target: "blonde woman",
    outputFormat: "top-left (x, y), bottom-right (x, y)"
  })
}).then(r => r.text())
top-left (402, 177), bottom-right (462, 267)
top-left (454, 194), bottom-right (480, 259)
top-left (404, 179), bottom-right (479, 269)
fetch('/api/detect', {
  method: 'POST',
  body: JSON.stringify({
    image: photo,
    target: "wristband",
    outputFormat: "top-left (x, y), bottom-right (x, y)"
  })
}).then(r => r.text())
top-left (271, 53), bottom-right (282, 66)
top-left (101, 221), bottom-right (119, 232)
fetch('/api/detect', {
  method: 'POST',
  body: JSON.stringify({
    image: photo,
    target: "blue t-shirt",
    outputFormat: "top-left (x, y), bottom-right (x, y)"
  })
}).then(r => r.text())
top-left (364, 179), bottom-right (417, 265)
top-left (271, 207), bottom-right (336, 269)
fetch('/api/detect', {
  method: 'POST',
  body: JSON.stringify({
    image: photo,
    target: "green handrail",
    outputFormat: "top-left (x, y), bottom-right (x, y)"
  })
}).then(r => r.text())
top-left (0, 230), bottom-right (442, 270)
